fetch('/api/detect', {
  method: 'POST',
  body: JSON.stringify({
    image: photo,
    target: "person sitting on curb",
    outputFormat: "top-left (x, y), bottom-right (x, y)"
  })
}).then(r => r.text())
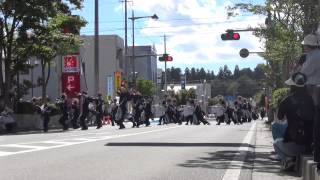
top-left (273, 72), bottom-right (315, 171)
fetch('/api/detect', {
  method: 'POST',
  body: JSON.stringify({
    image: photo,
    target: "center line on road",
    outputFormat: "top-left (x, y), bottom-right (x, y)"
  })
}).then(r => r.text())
top-left (221, 122), bottom-right (257, 180)
top-left (0, 126), bottom-right (182, 157)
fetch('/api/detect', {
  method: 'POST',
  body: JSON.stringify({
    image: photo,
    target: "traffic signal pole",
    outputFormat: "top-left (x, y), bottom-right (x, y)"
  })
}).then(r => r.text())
top-left (124, 0), bottom-right (128, 78)
top-left (164, 34), bottom-right (167, 94)
top-left (94, 0), bottom-right (99, 94)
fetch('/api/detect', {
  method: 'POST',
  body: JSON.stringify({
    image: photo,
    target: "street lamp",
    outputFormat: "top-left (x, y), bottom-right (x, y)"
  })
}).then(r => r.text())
top-left (129, 11), bottom-right (158, 87)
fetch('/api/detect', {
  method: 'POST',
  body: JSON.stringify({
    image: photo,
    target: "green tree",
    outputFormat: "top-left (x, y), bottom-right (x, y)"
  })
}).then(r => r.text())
top-left (199, 68), bottom-right (206, 80)
top-left (253, 64), bottom-right (267, 80)
top-left (226, 81), bottom-right (240, 96)
top-left (228, 0), bottom-right (320, 88)
top-left (185, 68), bottom-right (191, 81)
top-left (233, 65), bottom-right (240, 79)
top-left (187, 88), bottom-right (197, 100)
top-left (136, 79), bottom-right (155, 97)
top-left (0, 0), bottom-right (84, 106)
top-left (237, 75), bottom-right (258, 97)
top-left (190, 68), bottom-right (196, 81)
top-left (217, 67), bottom-right (224, 79)
top-left (223, 65), bottom-right (232, 79)
top-left (175, 89), bottom-right (188, 105)
top-left (31, 14), bottom-right (86, 100)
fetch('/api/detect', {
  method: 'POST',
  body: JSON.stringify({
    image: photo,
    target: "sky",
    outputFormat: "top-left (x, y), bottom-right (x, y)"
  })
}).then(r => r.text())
top-left (75, 0), bottom-right (267, 73)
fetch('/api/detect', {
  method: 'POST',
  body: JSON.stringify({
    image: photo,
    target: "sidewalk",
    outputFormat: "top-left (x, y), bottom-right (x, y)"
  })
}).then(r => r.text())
top-left (252, 119), bottom-right (300, 180)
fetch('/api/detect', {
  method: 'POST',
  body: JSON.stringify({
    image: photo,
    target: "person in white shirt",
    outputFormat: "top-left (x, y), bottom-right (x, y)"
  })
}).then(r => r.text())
top-left (299, 33), bottom-right (320, 106)
top-left (299, 33), bottom-right (320, 170)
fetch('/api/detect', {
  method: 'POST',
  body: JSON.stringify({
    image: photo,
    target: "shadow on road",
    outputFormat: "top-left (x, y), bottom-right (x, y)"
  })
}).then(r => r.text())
top-left (178, 150), bottom-right (254, 170)
top-left (105, 142), bottom-right (254, 148)
top-left (177, 150), bottom-right (299, 177)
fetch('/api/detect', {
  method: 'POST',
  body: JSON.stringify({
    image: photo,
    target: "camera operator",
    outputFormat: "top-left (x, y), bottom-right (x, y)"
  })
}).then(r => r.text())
top-left (56, 94), bottom-right (69, 131)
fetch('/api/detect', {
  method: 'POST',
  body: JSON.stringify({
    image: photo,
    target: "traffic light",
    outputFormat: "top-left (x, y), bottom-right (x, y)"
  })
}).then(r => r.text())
top-left (221, 31), bottom-right (240, 41)
top-left (159, 54), bottom-right (173, 62)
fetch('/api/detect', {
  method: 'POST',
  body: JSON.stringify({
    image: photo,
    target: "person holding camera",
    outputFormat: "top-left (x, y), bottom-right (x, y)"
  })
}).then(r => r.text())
top-left (57, 94), bottom-right (69, 131)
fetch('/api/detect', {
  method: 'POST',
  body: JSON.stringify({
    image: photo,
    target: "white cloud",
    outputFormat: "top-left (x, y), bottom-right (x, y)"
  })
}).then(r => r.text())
top-left (131, 0), bottom-right (266, 70)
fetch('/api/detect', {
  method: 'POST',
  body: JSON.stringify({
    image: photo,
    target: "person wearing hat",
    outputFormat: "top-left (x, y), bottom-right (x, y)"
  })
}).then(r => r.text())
top-left (299, 33), bottom-right (320, 168)
top-left (273, 72), bottom-right (315, 171)
top-left (299, 33), bottom-right (320, 105)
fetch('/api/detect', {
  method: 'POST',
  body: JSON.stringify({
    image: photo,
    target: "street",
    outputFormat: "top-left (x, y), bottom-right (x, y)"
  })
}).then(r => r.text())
top-left (0, 120), bottom-right (256, 180)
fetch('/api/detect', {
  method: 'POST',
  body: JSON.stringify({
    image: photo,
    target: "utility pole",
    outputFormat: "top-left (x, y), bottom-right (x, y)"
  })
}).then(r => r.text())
top-left (164, 34), bottom-right (167, 94)
top-left (94, 0), bottom-right (99, 94)
top-left (132, 10), bottom-right (135, 87)
top-left (124, 0), bottom-right (128, 77)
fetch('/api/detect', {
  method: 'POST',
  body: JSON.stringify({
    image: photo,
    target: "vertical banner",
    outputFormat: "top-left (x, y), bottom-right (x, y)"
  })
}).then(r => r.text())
top-left (107, 75), bottom-right (113, 97)
top-left (115, 71), bottom-right (122, 90)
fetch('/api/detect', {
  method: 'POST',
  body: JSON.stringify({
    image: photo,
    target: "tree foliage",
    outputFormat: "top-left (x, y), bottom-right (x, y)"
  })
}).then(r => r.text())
top-left (228, 0), bottom-right (320, 88)
top-left (136, 79), bottom-right (155, 98)
top-left (0, 0), bottom-right (86, 105)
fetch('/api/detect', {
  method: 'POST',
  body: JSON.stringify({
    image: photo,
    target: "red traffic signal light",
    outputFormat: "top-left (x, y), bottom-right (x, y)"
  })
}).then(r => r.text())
top-left (159, 54), bottom-right (173, 62)
top-left (165, 55), bottom-right (173, 61)
top-left (221, 32), bottom-right (240, 41)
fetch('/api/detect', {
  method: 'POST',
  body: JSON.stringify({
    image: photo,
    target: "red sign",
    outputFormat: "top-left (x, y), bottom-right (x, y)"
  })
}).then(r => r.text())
top-left (62, 73), bottom-right (80, 98)
top-left (63, 55), bottom-right (79, 72)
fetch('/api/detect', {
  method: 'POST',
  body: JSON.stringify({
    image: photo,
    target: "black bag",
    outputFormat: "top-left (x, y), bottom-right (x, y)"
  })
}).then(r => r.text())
top-left (252, 112), bottom-right (258, 120)
top-left (288, 97), bottom-right (309, 145)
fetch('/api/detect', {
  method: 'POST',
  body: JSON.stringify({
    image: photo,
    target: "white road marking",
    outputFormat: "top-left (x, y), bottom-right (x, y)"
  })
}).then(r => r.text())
top-left (221, 122), bottom-right (256, 180)
top-left (0, 144), bottom-right (45, 149)
top-left (0, 126), bottom-right (182, 157)
top-left (0, 151), bottom-right (11, 156)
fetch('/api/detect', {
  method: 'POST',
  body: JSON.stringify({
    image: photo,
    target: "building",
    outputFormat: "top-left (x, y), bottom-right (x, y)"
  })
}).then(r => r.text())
top-left (79, 35), bottom-right (124, 96)
top-left (20, 35), bottom-right (125, 100)
top-left (127, 45), bottom-right (157, 83)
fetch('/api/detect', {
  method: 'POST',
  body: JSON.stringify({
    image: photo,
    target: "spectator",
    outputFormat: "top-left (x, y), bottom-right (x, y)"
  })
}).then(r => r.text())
top-left (273, 72), bottom-right (315, 171)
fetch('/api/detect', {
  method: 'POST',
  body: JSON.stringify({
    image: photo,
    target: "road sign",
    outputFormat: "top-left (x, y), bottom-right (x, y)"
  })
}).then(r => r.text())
top-left (239, 48), bottom-right (249, 58)
top-left (62, 73), bottom-right (80, 98)
top-left (63, 55), bottom-right (79, 72)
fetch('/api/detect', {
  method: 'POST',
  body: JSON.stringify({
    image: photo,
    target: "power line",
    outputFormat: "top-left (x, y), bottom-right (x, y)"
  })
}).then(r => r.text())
top-left (81, 18), bottom-right (263, 33)
top-left (83, 14), bottom-right (260, 24)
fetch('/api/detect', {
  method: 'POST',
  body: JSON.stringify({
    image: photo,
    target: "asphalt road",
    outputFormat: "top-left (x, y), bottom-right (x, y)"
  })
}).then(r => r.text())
top-left (0, 120), bottom-right (257, 180)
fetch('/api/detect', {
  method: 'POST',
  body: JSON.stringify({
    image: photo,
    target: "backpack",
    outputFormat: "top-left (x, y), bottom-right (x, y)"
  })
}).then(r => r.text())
top-left (288, 96), bottom-right (312, 145)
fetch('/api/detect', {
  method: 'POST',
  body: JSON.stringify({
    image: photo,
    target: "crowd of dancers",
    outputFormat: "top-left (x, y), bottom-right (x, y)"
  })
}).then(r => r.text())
top-left (32, 86), bottom-right (264, 132)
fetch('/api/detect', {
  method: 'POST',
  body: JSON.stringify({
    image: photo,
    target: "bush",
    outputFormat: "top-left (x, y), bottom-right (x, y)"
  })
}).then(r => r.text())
top-left (48, 103), bottom-right (61, 116)
top-left (16, 101), bottom-right (36, 114)
top-left (272, 88), bottom-right (290, 109)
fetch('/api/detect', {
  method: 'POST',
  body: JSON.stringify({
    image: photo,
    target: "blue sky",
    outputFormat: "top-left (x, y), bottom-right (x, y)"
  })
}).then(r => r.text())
top-left (75, 0), bottom-right (266, 73)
